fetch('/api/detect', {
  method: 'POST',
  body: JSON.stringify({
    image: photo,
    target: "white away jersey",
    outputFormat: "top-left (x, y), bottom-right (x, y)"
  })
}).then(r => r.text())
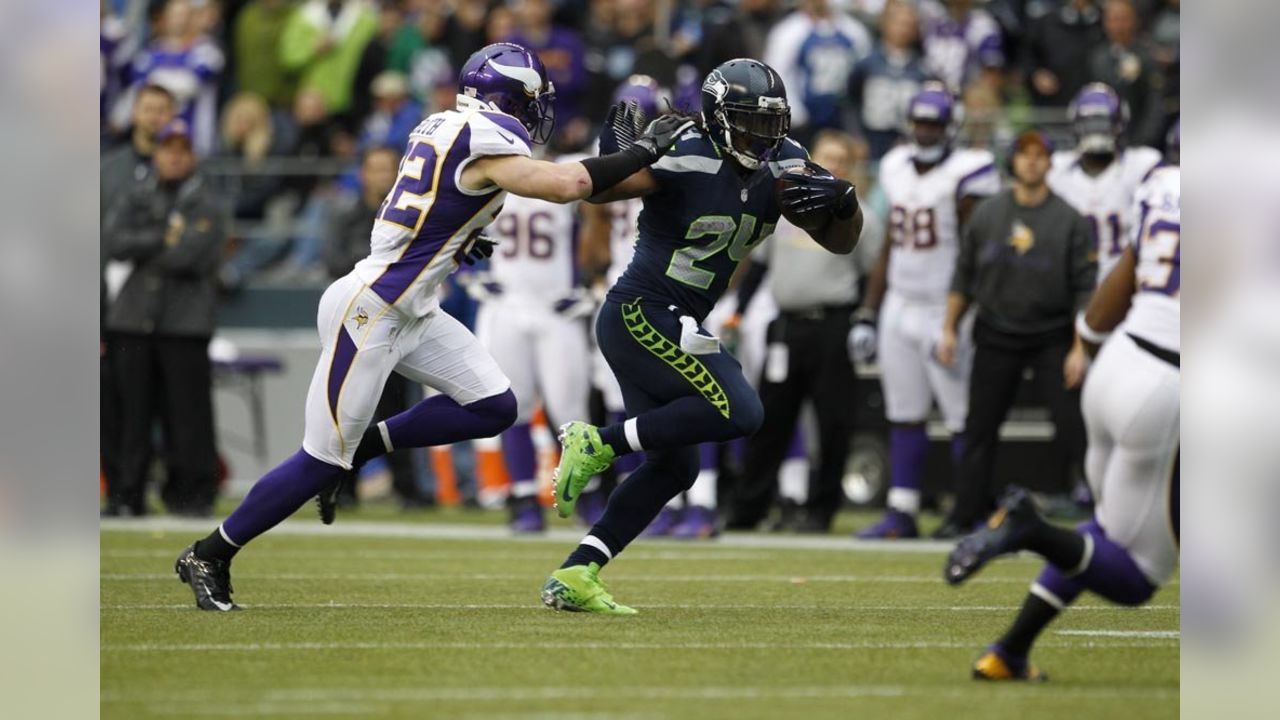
top-left (353, 105), bottom-right (532, 317)
top-left (879, 145), bottom-right (999, 302)
top-left (488, 190), bottom-right (579, 301)
top-left (1048, 146), bottom-right (1162, 283)
top-left (606, 197), bottom-right (643, 287)
top-left (1127, 165), bottom-right (1180, 352)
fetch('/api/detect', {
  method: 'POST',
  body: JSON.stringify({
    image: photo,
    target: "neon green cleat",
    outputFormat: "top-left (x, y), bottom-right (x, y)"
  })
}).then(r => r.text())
top-left (552, 421), bottom-right (616, 519)
top-left (540, 562), bottom-right (637, 615)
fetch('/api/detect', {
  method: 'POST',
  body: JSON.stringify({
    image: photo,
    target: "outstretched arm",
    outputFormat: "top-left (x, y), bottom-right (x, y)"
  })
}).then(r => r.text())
top-left (462, 113), bottom-right (690, 204)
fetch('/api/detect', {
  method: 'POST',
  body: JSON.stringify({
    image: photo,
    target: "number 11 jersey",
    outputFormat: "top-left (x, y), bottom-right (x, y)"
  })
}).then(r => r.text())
top-left (353, 105), bottom-right (532, 317)
top-left (879, 145), bottom-right (998, 303)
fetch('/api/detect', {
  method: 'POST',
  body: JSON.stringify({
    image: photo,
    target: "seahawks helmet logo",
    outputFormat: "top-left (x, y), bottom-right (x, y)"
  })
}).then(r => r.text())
top-left (702, 70), bottom-right (729, 101)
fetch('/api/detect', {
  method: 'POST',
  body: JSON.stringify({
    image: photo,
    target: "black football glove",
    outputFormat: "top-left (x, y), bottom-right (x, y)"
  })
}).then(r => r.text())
top-left (631, 114), bottom-right (696, 163)
top-left (455, 232), bottom-right (497, 266)
top-left (598, 100), bottom-right (647, 156)
top-left (779, 161), bottom-right (859, 220)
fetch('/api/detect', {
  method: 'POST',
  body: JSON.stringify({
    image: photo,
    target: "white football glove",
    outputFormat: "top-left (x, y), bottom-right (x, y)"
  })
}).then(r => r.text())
top-left (848, 308), bottom-right (878, 364)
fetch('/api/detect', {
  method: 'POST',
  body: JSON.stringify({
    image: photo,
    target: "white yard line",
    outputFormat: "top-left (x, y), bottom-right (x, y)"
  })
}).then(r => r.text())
top-left (1055, 630), bottom-right (1181, 639)
top-left (101, 571), bottom-right (1043, 584)
top-left (101, 638), bottom-right (1177, 653)
top-left (101, 601), bottom-right (1178, 612)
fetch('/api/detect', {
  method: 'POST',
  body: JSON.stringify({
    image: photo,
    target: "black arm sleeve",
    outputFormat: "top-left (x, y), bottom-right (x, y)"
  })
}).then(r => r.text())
top-left (580, 145), bottom-right (653, 196)
top-left (734, 260), bottom-right (768, 315)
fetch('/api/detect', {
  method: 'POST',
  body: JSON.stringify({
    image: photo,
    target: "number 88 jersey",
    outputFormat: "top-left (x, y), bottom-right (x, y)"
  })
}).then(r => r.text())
top-left (879, 145), bottom-right (999, 303)
top-left (487, 190), bottom-right (579, 302)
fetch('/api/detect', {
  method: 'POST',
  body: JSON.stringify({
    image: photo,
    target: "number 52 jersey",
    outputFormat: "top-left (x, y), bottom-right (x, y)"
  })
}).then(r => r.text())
top-left (878, 145), bottom-right (999, 303)
top-left (352, 106), bottom-right (533, 317)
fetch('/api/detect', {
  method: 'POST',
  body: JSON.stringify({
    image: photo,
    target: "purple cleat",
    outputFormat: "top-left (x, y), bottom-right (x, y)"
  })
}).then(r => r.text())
top-left (671, 506), bottom-right (719, 540)
top-left (509, 499), bottom-right (545, 534)
top-left (575, 490), bottom-right (608, 527)
top-left (944, 486), bottom-right (1040, 585)
top-left (855, 509), bottom-right (920, 539)
top-left (644, 507), bottom-right (681, 537)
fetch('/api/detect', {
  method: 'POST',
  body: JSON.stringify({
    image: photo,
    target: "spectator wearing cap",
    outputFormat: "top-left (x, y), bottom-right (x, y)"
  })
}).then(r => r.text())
top-left (358, 71), bottom-right (422, 153)
top-left (103, 121), bottom-right (228, 517)
top-left (1089, 0), bottom-right (1165, 146)
top-left (1023, 0), bottom-right (1107, 108)
top-left (280, 0), bottom-right (378, 119)
top-left (935, 130), bottom-right (1095, 536)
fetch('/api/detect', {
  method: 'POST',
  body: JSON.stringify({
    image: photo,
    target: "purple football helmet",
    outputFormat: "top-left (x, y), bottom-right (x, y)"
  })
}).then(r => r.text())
top-left (458, 42), bottom-right (556, 144)
top-left (906, 81), bottom-right (956, 163)
top-left (1068, 83), bottom-right (1129, 155)
top-left (612, 75), bottom-right (670, 119)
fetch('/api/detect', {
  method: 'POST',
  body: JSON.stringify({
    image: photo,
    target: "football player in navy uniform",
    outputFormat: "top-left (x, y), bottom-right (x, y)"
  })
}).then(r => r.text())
top-left (173, 43), bottom-right (693, 611)
top-left (541, 59), bottom-right (864, 614)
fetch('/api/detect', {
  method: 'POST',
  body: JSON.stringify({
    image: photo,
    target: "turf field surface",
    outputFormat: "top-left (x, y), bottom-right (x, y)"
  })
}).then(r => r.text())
top-left (101, 515), bottom-right (1178, 720)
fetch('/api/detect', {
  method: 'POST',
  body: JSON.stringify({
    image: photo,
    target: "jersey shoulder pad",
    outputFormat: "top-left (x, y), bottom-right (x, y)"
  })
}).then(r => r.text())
top-left (468, 110), bottom-right (533, 158)
top-left (768, 137), bottom-right (810, 176)
top-left (1125, 146), bottom-right (1164, 183)
top-left (1050, 149), bottom-right (1078, 172)
top-left (878, 145), bottom-right (914, 182)
top-left (951, 148), bottom-right (1000, 197)
top-left (949, 147), bottom-right (996, 173)
top-left (652, 129), bottom-right (723, 175)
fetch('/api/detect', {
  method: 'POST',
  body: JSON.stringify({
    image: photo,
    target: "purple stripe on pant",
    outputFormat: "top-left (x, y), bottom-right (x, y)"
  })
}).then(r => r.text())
top-left (327, 326), bottom-right (359, 422)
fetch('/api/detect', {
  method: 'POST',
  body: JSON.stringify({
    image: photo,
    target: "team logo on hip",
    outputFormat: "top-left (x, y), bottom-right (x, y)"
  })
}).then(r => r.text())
top-left (353, 306), bottom-right (369, 329)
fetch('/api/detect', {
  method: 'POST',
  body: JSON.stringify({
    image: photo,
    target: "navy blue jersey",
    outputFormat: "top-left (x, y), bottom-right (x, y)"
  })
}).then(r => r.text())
top-left (609, 130), bottom-right (809, 321)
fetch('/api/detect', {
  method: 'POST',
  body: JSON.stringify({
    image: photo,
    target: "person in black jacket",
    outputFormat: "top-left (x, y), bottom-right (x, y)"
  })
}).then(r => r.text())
top-left (935, 130), bottom-right (1095, 537)
top-left (103, 121), bottom-right (227, 517)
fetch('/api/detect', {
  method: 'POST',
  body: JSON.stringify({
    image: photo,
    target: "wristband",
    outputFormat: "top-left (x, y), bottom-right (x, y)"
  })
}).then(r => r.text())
top-left (581, 145), bottom-right (653, 196)
top-left (1075, 311), bottom-right (1111, 345)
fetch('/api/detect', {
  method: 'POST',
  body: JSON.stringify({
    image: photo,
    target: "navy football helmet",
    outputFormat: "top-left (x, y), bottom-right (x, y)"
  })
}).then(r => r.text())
top-left (1069, 83), bottom-right (1129, 156)
top-left (906, 81), bottom-right (957, 164)
top-left (700, 59), bottom-right (790, 170)
top-left (458, 42), bottom-right (556, 144)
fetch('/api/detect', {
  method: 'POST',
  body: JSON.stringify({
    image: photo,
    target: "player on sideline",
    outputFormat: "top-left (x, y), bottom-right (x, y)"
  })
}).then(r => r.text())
top-left (173, 42), bottom-right (693, 611)
top-left (945, 124), bottom-right (1179, 680)
top-left (1048, 83), bottom-right (1162, 285)
top-left (853, 82), bottom-right (999, 539)
top-left (470, 147), bottom-right (595, 533)
top-left (540, 58), bottom-right (864, 614)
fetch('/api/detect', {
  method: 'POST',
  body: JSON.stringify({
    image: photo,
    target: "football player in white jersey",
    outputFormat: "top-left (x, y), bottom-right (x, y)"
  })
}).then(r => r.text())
top-left (944, 126), bottom-right (1179, 681)
top-left (1048, 83), bottom-right (1162, 283)
top-left (173, 43), bottom-right (693, 610)
top-left (471, 166), bottom-right (595, 533)
top-left (854, 82), bottom-right (999, 539)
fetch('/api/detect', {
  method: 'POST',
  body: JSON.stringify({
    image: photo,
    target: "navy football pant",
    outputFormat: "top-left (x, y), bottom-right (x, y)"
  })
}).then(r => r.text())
top-left (577, 299), bottom-right (762, 562)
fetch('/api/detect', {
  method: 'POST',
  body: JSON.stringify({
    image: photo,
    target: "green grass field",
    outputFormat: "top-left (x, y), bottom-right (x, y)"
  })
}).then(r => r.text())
top-left (101, 510), bottom-right (1177, 719)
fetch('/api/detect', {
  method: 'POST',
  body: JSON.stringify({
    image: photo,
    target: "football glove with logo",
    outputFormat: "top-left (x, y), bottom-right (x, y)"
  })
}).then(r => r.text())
top-left (778, 161), bottom-right (859, 220)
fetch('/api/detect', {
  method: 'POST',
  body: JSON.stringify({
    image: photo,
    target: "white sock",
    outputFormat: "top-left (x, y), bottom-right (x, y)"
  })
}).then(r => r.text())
top-left (623, 417), bottom-right (642, 452)
top-left (687, 469), bottom-right (718, 509)
top-left (887, 487), bottom-right (921, 515)
top-left (778, 457), bottom-right (809, 504)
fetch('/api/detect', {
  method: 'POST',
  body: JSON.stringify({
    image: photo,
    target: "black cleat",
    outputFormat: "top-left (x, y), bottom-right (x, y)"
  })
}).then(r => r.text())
top-left (175, 544), bottom-right (240, 611)
top-left (316, 482), bottom-right (340, 525)
top-left (944, 486), bottom-right (1040, 586)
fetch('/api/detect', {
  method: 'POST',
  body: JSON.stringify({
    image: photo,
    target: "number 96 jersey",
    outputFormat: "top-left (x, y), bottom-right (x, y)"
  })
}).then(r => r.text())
top-left (878, 145), bottom-right (999, 303)
top-left (488, 191), bottom-right (579, 302)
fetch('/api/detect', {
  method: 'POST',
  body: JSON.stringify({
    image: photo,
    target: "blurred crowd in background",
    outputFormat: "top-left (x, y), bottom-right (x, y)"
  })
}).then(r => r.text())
top-left (101, 0), bottom-right (1179, 287)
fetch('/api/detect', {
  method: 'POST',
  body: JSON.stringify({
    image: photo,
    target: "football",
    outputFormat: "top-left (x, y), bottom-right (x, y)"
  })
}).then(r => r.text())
top-left (775, 164), bottom-right (831, 232)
